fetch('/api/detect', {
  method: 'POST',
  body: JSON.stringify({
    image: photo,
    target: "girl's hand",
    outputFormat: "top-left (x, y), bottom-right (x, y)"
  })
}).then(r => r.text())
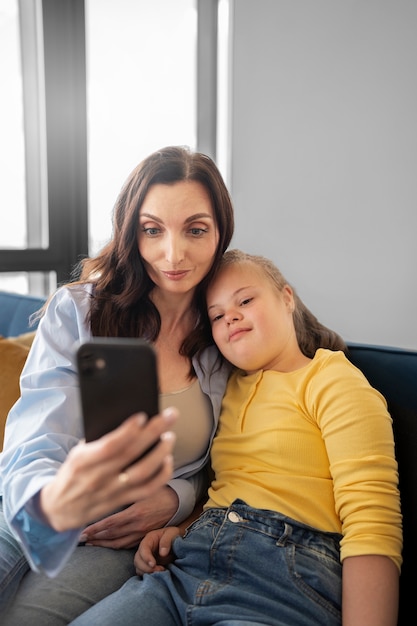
top-left (134, 526), bottom-right (181, 575)
top-left (39, 408), bottom-right (178, 531)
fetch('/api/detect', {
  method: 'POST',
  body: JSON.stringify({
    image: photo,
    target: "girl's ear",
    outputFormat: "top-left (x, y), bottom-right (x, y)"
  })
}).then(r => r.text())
top-left (282, 284), bottom-right (295, 312)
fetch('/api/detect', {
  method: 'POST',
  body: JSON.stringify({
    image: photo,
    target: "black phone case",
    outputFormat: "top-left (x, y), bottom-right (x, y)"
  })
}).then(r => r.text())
top-left (77, 338), bottom-right (159, 442)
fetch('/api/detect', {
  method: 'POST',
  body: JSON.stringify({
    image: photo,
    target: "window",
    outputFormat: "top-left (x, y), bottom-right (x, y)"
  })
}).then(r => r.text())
top-left (0, 0), bottom-right (26, 251)
top-left (85, 0), bottom-right (197, 255)
top-left (0, 0), bottom-right (219, 295)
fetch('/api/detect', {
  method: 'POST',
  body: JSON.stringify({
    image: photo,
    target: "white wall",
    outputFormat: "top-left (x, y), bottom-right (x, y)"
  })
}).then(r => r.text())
top-left (227, 0), bottom-right (417, 349)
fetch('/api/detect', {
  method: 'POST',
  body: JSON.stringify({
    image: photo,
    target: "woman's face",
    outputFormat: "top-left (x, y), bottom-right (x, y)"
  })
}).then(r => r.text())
top-left (138, 181), bottom-right (219, 296)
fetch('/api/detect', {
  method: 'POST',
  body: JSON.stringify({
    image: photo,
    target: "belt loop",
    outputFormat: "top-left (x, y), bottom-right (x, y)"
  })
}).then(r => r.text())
top-left (276, 522), bottom-right (292, 547)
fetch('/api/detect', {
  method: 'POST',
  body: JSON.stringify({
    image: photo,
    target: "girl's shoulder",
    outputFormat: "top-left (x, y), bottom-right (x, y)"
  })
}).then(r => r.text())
top-left (310, 347), bottom-right (383, 394)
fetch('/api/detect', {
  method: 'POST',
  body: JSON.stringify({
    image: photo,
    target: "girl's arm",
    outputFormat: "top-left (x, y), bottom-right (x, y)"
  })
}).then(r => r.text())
top-left (342, 555), bottom-right (399, 626)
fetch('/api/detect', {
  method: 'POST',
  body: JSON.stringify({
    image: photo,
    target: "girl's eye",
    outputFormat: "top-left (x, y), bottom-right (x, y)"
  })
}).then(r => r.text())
top-left (240, 297), bottom-right (253, 306)
top-left (189, 227), bottom-right (208, 237)
top-left (211, 313), bottom-right (224, 324)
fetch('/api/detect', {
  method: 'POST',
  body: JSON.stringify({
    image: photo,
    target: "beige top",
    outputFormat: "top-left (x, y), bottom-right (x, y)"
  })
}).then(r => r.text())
top-left (160, 378), bottom-right (212, 470)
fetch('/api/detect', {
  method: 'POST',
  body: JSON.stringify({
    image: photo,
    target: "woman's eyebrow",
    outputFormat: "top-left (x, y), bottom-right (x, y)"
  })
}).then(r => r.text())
top-left (140, 212), bottom-right (214, 223)
top-left (139, 212), bottom-right (162, 222)
top-left (184, 213), bottom-right (215, 223)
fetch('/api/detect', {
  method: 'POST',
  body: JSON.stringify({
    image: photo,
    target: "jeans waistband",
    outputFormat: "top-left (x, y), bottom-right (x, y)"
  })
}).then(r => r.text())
top-left (201, 499), bottom-right (342, 546)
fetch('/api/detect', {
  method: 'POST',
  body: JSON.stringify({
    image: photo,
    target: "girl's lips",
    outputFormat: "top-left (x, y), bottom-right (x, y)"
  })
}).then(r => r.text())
top-left (229, 328), bottom-right (250, 341)
top-left (162, 270), bottom-right (190, 281)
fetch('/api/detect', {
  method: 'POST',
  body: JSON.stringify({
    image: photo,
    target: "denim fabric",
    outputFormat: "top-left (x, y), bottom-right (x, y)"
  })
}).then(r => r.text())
top-left (0, 499), bottom-right (137, 626)
top-left (2, 544), bottom-right (136, 626)
top-left (71, 500), bottom-right (343, 626)
top-left (0, 499), bottom-right (29, 615)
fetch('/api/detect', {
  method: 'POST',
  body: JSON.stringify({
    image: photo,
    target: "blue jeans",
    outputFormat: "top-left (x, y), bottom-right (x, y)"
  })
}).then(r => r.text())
top-left (0, 499), bottom-right (29, 615)
top-left (71, 500), bottom-right (343, 626)
top-left (0, 499), bottom-right (137, 625)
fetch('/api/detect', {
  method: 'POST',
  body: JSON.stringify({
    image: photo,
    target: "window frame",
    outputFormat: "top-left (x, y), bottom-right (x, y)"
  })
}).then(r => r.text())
top-left (0, 0), bottom-right (218, 293)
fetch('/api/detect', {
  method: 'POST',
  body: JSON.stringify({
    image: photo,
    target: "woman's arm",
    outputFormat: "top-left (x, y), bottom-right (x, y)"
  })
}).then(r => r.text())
top-left (0, 285), bottom-right (177, 574)
top-left (342, 555), bottom-right (399, 626)
top-left (80, 356), bottom-right (225, 549)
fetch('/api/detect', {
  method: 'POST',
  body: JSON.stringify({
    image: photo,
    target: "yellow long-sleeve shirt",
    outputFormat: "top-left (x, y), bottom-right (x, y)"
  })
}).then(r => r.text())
top-left (205, 349), bottom-right (402, 571)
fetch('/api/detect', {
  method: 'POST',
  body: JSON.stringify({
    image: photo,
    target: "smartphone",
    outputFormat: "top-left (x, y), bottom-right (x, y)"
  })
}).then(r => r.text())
top-left (77, 338), bottom-right (159, 442)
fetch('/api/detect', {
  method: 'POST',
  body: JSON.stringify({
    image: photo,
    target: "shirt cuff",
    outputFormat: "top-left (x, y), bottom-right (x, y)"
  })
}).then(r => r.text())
top-left (13, 493), bottom-right (82, 577)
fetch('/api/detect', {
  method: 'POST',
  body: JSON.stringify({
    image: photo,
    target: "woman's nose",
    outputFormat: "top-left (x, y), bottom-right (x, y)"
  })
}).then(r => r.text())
top-left (165, 235), bottom-right (184, 265)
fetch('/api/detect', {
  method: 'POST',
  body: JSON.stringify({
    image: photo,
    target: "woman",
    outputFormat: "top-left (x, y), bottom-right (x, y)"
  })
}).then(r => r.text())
top-left (71, 250), bottom-right (402, 626)
top-left (0, 146), bottom-right (234, 624)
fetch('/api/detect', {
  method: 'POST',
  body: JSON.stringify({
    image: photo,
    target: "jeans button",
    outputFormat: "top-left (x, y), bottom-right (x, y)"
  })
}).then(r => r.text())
top-left (228, 511), bottom-right (241, 523)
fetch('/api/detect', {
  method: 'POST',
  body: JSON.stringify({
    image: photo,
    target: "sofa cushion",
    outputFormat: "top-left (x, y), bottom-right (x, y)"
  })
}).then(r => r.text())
top-left (0, 291), bottom-right (45, 337)
top-left (0, 333), bottom-right (35, 450)
top-left (346, 342), bottom-right (417, 625)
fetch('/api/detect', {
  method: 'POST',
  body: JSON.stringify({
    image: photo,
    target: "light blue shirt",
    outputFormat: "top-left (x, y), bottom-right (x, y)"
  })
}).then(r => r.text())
top-left (0, 284), bottom-right (229, 576)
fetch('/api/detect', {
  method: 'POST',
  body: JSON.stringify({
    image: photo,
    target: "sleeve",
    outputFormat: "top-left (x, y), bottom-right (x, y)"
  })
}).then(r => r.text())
top-left (312, 351), bottom-right (403, 571)
top-left (0, 286), bottom-right (93, 576)
top-left (166, 470), bottom-right (209, 526)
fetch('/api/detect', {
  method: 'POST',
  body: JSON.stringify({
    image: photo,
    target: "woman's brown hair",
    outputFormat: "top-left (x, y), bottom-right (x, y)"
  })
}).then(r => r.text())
top-left (72, 146), bottom-right (234, 362)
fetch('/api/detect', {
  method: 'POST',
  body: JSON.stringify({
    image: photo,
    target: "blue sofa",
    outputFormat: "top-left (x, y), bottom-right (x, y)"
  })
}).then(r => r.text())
top-left (0, 290), bottom-right (415, 624)
top-left (0, 290), bottom-right (46, 337)
top-left (346, 343), bottom-right (416, 625)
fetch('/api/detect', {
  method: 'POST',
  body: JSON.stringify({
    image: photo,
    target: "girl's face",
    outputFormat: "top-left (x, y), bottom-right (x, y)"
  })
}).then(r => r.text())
top-left (207, 262), bottom-right (302, 373)
top-left (138, 181), bottom-right (219, 297)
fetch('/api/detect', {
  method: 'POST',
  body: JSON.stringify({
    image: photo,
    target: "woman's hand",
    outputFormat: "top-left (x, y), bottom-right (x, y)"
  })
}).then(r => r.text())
top-left (79, 485), bottom-right (179, 549)
top-left (134, 526), bottom-right (181, 575)
top-left (39, 408), bottom-right (178, 532)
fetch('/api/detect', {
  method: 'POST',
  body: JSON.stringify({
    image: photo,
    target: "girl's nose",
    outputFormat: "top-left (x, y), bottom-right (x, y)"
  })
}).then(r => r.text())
top-left (225, 310), bottom-right (241, 325)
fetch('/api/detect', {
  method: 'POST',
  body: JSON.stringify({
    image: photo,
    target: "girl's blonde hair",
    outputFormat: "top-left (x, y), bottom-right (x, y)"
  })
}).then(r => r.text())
top-left (216, 249), bottom-right (346, 358)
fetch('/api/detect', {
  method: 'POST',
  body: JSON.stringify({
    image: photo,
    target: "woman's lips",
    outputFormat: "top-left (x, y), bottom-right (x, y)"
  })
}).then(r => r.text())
top-left (162, 270), bottom-right (190, 281)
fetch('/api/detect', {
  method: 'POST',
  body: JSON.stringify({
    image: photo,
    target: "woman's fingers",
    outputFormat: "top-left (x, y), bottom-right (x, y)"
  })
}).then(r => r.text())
top-left (39, 408), bottom-right (178, 531)
top-left (86, 407), bottom-right (179, 472)
top-left (112, 435), bottom-right (175, 505)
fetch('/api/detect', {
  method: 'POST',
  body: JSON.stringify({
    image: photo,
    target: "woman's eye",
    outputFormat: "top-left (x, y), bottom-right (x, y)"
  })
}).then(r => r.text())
top-left (189, 227), bottom-right (208, 237)
top-left (142, 227), bottom-right (160, 236)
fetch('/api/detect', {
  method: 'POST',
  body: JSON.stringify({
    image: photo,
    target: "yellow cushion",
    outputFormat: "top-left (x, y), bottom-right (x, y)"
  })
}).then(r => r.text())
top-left (0, 333), bottom-right (36, 450)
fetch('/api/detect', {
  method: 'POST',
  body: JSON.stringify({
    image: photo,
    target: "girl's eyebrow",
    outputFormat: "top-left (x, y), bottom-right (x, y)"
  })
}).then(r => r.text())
top-left (207, 285), bottom-right (254, 311)
top-left (140, 212), bottom-right (214, 223)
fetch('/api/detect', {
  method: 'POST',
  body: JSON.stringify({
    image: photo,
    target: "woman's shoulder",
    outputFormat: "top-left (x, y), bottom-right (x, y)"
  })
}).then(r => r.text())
top-left (45, 283), bottom-right (93, 315)
top-left (193, 345), bottom-right (232, 395)
top-left (36, 283), bottom-right (94, 343)
top-left (53, 282), bottom-right (93, 301)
